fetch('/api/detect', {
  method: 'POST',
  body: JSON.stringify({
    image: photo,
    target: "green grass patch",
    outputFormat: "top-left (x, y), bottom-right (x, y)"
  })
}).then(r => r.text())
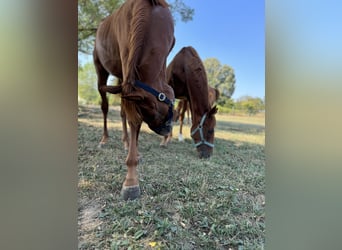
top-left (78, 105), bottom-right (265, 249)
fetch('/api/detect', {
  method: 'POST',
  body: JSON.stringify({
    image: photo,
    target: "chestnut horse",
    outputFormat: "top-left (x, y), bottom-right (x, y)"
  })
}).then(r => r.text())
top-left (173, 86), bottom-right (219, 142)
top-left (161, 46), bottom-right (218, 158)
top-left (93, 0), bottom-right (175, 200)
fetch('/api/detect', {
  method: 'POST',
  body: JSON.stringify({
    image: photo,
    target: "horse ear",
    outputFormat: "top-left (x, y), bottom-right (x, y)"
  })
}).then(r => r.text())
top-left (209, 105), bottom-right (218, 116)
top-left (121, 92), bottom-right (144, 101)
top-left (215, 89), bottom-right (220, 100)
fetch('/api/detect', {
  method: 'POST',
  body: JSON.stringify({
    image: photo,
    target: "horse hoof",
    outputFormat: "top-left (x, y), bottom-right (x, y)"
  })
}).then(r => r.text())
top-left (178, 134), bottom-right (184, 142)
top-left (121, 185), bottom-right (141, 200)
top-left (98, 142), bottom-right (105, 148)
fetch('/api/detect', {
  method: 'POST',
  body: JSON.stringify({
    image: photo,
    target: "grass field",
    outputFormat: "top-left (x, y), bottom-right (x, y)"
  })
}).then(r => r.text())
top-left (78, 105), bottom-right (265, 249)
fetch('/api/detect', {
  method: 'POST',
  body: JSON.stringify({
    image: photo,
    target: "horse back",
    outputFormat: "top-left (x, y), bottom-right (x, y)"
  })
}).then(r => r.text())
top-left (94, 0), bottom-right (174, 84)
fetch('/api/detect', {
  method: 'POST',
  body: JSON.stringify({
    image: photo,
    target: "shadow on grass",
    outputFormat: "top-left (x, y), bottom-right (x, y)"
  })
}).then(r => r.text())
top-left (78, 104), bottom-right (122, 123)
top-left (216, 119), bottom-right (265, 134)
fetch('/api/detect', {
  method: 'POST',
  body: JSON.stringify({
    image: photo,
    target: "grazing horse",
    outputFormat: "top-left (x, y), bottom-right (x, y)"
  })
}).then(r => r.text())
top-left (172, 86), bottom-right (219, 142)
top-left (161, 46), bottom-right (218, 158)
top-left (93, 0), bottom-right (175, 200)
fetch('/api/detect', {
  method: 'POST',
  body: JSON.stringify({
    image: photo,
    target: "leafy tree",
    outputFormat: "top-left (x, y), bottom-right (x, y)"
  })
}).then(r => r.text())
top-left (78, 62), bottom-right (99, 104)
top-left (78, 0), bottom-right (194, 54)
top-left (203, 58), bottom-right (236, 106)
top-left (78, 62), bottom-right (121, 105)
top-left (235, 96), bottom-right (264, 115)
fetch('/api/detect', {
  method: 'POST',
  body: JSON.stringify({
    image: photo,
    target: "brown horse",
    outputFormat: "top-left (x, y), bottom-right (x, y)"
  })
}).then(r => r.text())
top-left (93, 0), bottom-right (175, 200)
top-left (171, 86), bottom-right (219, 142)
top-left (161, 46), bottom-right (218, 158)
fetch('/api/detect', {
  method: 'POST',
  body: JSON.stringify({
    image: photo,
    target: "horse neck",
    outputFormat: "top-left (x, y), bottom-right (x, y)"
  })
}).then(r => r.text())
top-left (186, 71), bottom-right (210, 125)
top-left (189, 91), bottom-right (210, 126)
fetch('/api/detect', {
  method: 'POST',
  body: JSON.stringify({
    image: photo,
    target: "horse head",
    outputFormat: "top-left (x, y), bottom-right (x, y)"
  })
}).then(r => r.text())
top-left (122, 80), bottom-right (175, 136)
top-left (191, 106), bottom-right (218, 158)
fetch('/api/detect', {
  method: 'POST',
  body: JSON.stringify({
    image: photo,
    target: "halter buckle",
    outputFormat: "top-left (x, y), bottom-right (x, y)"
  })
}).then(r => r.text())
top-left (158, 93), bottom-right (166, 102)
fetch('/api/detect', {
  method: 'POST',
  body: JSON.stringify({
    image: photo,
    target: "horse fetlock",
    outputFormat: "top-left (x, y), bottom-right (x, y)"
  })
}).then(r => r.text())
top-left (98, 141), bottom-right (107, 148)
top-left (99, 135), bottom-right (108, 146)
top-left (159, 139), bottom-right (169, 147)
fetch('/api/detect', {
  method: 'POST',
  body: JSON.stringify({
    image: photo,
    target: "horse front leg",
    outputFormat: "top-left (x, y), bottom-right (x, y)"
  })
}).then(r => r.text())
top-left (121, 121), bottom-right (141, 200)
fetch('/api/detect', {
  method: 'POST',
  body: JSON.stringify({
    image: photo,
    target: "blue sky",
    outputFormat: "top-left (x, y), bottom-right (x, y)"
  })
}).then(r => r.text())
top-left (80, 0), bottom-right (265, 100)
top-left (169, 0), bottom-right (265, 99)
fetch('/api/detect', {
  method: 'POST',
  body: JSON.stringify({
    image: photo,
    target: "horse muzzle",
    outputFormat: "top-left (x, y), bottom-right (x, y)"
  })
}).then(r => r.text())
top-left (149, 107), bottom-right (173, 136)
top-left (198, 146), bottom-right (213, 159)
top-left (150, 122), bottom-right (172, 136)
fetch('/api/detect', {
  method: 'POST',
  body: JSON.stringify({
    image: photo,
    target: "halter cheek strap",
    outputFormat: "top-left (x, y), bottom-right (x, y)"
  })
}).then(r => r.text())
top-left (135, 80), bottom-right (174, 106)
top-left (134, 80), bottom-right (174, 124)
top-left (191, 113), bottom-right (215, 148)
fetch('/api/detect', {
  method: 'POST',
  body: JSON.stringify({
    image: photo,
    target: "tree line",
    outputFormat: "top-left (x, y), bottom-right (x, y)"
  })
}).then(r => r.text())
top-left (78, 59), bottom-right (264, 115)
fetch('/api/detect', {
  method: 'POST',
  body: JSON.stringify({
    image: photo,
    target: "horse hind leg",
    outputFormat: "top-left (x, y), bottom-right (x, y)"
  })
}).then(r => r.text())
top-left (160, 130), bottom-right (172, 147)
top-left (94, 56), bottom-right (110, 147)
top-left (186, 105), bottom-right (190, 124)
top-left (178, 102), bottom-right (186, 142)
top-left (160, 105), bottom-right (180, 147)
top-left (121, 104), bottom-right (129, 151)
top-left (178, 120), bottom-right (184, 141)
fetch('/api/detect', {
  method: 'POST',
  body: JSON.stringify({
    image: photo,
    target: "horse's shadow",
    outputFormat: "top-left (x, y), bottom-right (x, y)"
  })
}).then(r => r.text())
top-left (216, 120), bottom-right (265, 134)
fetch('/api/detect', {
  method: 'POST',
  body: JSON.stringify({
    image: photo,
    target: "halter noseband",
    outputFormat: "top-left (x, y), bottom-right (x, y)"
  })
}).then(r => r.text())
top-left (191, 113), bottom-right (215, 148)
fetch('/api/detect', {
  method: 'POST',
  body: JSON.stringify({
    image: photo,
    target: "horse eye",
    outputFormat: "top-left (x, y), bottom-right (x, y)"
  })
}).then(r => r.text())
top-left (208, 129), bottom-right (214, 134)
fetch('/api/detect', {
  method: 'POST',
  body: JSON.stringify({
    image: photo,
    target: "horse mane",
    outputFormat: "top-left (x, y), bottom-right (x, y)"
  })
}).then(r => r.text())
top-left (183, 46), bottom-right (210, 110)
top-left (126, 1), bottom-right (149, 84)
top-left (151, 0), bottom-right (169, 7)
top-left (126, 0), bottom-right (168, 84)
top-left (123, 0), bottom-right (168, 125)
top-left (185, 47), bottom-right (207, 84)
